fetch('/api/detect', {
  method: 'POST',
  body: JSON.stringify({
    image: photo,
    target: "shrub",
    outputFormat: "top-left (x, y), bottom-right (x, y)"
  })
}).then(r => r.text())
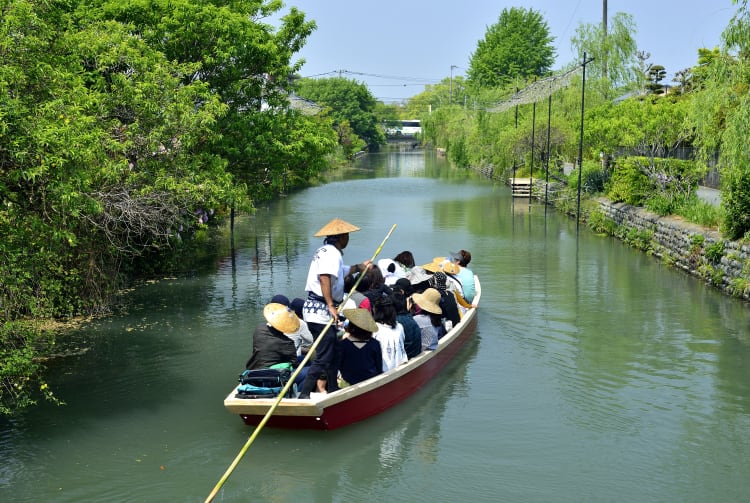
top-left (606, 157), bottom-right (655, 205)
top-left (645, 193), bottom-right (676, 215)
top-left (730, 277), bottom-right (750, 298)
top-left (705, 240), bottom-right (725, 264)
top-left (721, 170), bottom-right (750, 240)
top-left (675, 195), bottom-right (722, 229)
top-left (449, 136), bottom-right (470, 168)
top-left (566, 161), bottom-right (607, 193)
top-left (0, 322), bottom-right (59, 415)
top-left (586, 208), bottom-right (617, 235)
top-left (581, 161), bottom-right (609, 194)
top-left (624, 227), bottom-right (654, 251)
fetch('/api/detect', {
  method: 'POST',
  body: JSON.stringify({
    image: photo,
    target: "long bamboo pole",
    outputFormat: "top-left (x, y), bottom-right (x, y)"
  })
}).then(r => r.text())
top-left (204, 224), bottom-right (397, 503)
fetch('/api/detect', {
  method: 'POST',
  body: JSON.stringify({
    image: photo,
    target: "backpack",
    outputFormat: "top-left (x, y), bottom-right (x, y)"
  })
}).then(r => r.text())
top-left (235, 366), bottom-right (293, 399)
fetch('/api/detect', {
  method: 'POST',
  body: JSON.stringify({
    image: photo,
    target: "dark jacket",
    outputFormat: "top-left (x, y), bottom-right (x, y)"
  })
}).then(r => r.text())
top-left (397, 312), bottom-right (422, 359)
top-left (336, 337), bottom-right (382, 385)
top-left (439, 291), bottom-right (461, 327)
top-left (245, 323), bottom-right (297, 370)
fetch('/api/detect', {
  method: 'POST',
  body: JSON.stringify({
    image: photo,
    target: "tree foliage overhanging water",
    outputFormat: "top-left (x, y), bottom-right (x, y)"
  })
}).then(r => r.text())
top-left (0, 0), bottom-right (342, 414)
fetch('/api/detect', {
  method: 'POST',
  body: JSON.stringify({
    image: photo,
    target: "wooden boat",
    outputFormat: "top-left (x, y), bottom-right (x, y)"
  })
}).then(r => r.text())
top-left (223, 277), bottom-right (480, 430)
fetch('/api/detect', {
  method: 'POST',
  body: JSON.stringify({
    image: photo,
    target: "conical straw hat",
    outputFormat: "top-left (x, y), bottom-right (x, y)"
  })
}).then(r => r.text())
top-left (263, 302), bottom-right (300, 333)
top-left (342, 308), bottom-right (378, 333)
top-left (314, 218), bottom-right (361, 237)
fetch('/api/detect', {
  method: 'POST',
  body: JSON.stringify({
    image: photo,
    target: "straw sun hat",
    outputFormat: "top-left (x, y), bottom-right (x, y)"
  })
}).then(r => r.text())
top-left (440, 260), bottom-right (460, 275)
top-left (263, 302), bottom-right (300, 334)
top-left (421, 261), bottom-right (440, 273)
top-left (421, 256), bottom-right (460, 275)
top-left (314, 218), bottom-right (361, 237)
top-left (411, 288), bottom-right (443, 315)
top-left (342, 308), bottom-right (378, 333)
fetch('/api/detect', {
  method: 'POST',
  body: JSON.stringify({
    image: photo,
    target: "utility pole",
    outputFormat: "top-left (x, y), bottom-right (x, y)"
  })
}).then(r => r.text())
top-left (577, 52), bottom-right (594, 233)
top-left (450, 65), bottom-right (457, 104)
top-left (602, 0), bottom-right (608, 80)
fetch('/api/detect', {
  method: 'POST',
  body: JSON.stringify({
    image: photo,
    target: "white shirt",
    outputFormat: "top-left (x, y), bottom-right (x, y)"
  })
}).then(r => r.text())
top-left (304, 243), bottom-right (353, 303)
top-left (373, 322), bottom-right (408, 372)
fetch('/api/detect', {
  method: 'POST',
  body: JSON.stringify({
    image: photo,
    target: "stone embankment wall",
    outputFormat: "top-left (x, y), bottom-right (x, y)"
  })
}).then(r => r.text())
top-left (596, 199), bottom-right (750, 301)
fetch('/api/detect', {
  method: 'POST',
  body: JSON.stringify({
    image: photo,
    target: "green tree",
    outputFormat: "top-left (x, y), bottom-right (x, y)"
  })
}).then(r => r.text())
top-left (295, 77), bottom-right (385, 151)
top-left (571, 12), bottom-right (638, 98)
top-left (0, 0), bottom-right (244, 413)
top-left (88, 0), bottom-right (320, 202)
top-left (585, 95), bottom-right (691, 160)
top-left (691, 0), bottom-right (750, 239)
top-left (681, 47), bottom-right (722, 92)
top-left (403, 77), bottom-right (456, 117)
top-left (0, 0), bottom-right (327, 414)
top-left (672, 68), bottom-right (691, 94)
top-left (467, 7), bottom-right (555, 88)
top-left (645, 64), bottom-right (667, 94)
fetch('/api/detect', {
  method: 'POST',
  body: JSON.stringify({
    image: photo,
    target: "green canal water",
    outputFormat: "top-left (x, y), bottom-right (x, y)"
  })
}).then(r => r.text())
top-left (2, 146), bottom-right (750, 502)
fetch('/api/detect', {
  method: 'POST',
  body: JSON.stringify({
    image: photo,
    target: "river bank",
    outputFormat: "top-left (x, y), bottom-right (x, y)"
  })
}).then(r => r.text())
top-left (475, 164), bottom-right (749, 302)
top-left (594, 198), bottom-right (750, 301)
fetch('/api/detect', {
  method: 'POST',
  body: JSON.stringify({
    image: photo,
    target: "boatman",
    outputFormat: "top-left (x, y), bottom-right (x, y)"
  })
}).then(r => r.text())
top-left (298, 218), bottom-right (372, 398)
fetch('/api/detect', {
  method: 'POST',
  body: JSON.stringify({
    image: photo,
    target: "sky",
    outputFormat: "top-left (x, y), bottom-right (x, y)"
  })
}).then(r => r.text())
top-left (275, 0), bottom-right (737, 103)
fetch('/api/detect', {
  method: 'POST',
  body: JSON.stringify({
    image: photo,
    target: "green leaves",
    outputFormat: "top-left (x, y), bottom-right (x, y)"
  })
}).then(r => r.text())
top-left (1, 0), bottom-right (332, 413)
top-left (467, 7), bottom-right (555, 89)
top-left (571, 12), bottom-right (638, 96)
top-left (295, 77), bottom-right (385, 151)
top-left (690, 1), bottom-right (750, 238)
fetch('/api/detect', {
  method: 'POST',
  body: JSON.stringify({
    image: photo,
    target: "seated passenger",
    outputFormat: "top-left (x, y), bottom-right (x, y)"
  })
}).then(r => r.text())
top-left (246, 302), bottom-right (298, 370)
top-left (360, 266), bottom-right (392, 311)
top-left (393, 250), bottom-right (416, 274)
top-left (270, 293), bottom-right (290, 307)
top-left (371, 296), bottom-right (408, 371)
top-left (407, 263), bottom-right (433, 294)
top-left (393, 277), bottom-right (413, 297)
top-left (343, 269), bottom-right (370, 308)
top-left (438, 261), bottom-right (474, 315)
top-left (245, 302), bottom-right (308, 389)
top-left (410, 288), bottom-right (444, 351)
top-left (428, 271), bottom-right (461, 328)
top-left (336, 308), bottom-right (383, 387)
top-left (377, 258), bottom-right (405, 286)
top-left (392, 290), bottom-right (422, 359)
top-left (450, 249), bottom-right (476, 303)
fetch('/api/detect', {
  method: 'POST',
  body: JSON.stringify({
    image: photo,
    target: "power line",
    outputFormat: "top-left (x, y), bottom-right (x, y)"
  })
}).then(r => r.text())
top-left (368, 83), bottom-right (431, 87)
top-left (559, 0), bottom-right (584, 46)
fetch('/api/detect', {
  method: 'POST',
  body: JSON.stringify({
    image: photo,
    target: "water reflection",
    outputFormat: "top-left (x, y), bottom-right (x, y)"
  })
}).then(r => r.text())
top-left (221, 338), bottom-right (479, 502)
top-left (3, 146), bottom-right (750, 502)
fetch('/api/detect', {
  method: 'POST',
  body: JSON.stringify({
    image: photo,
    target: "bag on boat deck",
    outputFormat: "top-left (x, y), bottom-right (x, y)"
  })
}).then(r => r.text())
top-left (235, 367), bottom-right (293, 399)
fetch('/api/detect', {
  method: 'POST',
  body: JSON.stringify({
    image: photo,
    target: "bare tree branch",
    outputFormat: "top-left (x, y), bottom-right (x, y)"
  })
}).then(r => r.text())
top-left (82, 188), bottom-right (194, 255)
